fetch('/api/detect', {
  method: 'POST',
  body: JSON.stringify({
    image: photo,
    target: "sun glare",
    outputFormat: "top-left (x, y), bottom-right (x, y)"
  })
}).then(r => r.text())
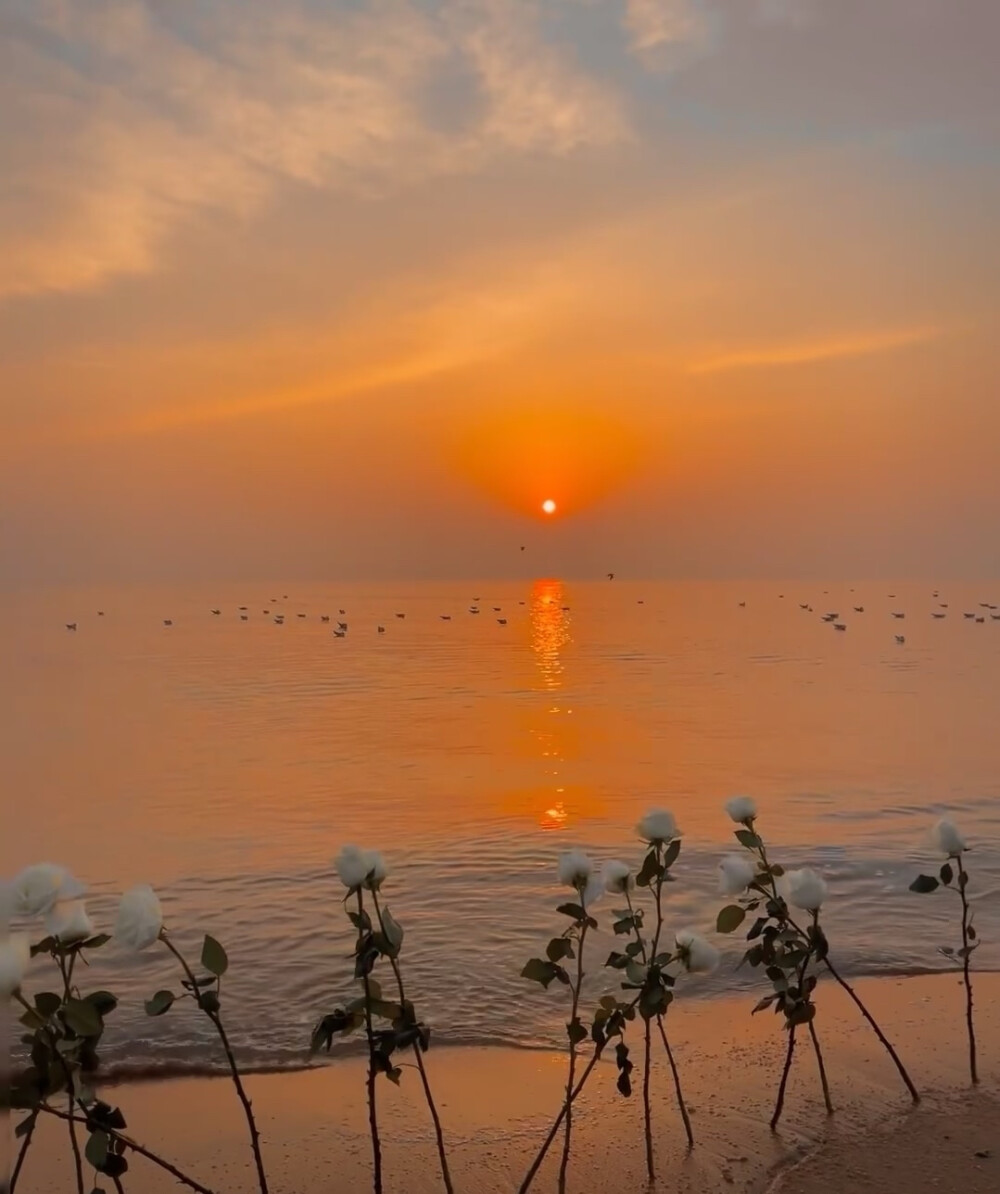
top-left (542, 499), bottom-right (557, 515)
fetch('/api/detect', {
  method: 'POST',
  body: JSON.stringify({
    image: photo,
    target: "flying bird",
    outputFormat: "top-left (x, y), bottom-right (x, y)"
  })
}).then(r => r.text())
top-left (66, 622), bottom-right (77, 631)
top-left (895, 635), bottom-right (906, 644)
top-left (607, 572), bottom-right (615, 580)
top-left (378, 625), bottom-right (386, 633)
top-left (211, 609), bottom-right (221, 615)
top-left (163, 619), bottom-right (173, 627)
top-left (497, 618), bottom-right (507, 625)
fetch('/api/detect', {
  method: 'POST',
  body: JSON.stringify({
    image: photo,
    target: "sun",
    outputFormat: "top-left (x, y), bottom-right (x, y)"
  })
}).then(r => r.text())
top-left (542, 499), bottom-right (557, 515)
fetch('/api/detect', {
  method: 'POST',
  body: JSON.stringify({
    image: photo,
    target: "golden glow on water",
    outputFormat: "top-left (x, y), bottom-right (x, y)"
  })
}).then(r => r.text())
top-left (529, 578), bottom-right (576, 829)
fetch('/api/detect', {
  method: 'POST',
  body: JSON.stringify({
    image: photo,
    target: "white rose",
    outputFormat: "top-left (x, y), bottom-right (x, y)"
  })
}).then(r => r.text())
top-left (637, 808), bottom-right (679, 844)
top-left (558, 850), bottom-right (593, 887)
top-left (602, 860), bottom-right (634, 894)
top-left (674, 930), bottom-right (719, 974)
top-left (45, 898), bottom-right (94, 943)
top-left (725, 795), bottom-right (758, 824)
top-left (13, 864), bottom-right (86, 918)
top-left (336, 845), bottom-right (388, 892)
top-left (929, 818), bottom-right (966, 858)
top-left (718, 854), bottom-right (756, 896)
top-left (0, 934), bottom-right (30, 999)
top-left (115, 885), bottom-right (164, 951)
top-left (557, 850), bottom-right (603, 906)
top-left (785, 868), bottom-right (827, 911)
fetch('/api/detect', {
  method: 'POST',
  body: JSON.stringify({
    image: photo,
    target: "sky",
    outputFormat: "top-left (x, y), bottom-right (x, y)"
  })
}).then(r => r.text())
top-left (2, 0), bottom-right (999, 584)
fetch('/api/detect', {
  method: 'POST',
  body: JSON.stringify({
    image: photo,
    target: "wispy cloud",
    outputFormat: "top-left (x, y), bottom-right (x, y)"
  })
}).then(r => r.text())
top-left (685, 324), bottom-right (952, 375)
top-left (623, 0), bottom-right (712, 52)
top-left (0, 0), bottom-right (628, 299)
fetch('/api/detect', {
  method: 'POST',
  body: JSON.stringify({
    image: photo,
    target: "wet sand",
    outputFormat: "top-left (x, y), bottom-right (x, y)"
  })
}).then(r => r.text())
top-left (15, 973), bottom-right (999, 1193)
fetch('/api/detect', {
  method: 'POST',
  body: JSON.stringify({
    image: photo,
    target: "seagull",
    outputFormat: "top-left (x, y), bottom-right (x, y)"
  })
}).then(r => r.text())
top-left (339, 609), bottom-right (346, 615)
top-left (211, 609), bottom-right (221, 615)
top-left (895, 635), bottom-right (905, 644)
top-left (561, 606), bottom-right (570, 611)
top-left (822, 613), bottom-right (839, 622)
top-left (274, 616), bottom-right (284, 624)
top-left (440, 615), bottom-right (452, 621)
top-left (66, 622), bottom-right (77, 631)
top-left (932, 613), bottom-right (946, 619)
top-left (520, 546), bottom-right (525, 551)
top-left (337, 622), bottom-right (348, 631)
top-left (97, 611), bottom-right (105, 617)
top-left (497, 618), bottom-right (507, 625)
top-left (297, 613), bottom-right (307, 619)
top-left (738, 601), bottom-right (746, 607)
top-left (992, 614), bottom-right (1000, 621)
top-left (263, 609), bottom-right (270, 615)
top-left (334, 629), bottom-right (346, 638)
top-left (469, 607), bottom-right (480, 614)
top-left (853, 606), bottom-right (865, 613)
top-left (834, 623), bottom-right (847, 631)
top-left (940, 603), bottom-right (949, 608)
top-left (891, 612), bottom-right (905, 619)
top-left (975, 616), bottom-right (986, 623)
top-left (378, 625), bottom-right (386, 633)
top-left (163, 619), bottom-right (173, 627)
top-left (238, 606), bottom-right (248, 611)
top-left (799, 603), bottom-right (810, 610)
top-left (395, 613), bottom-right (405, 619)
top-left (964, 612), bottom-right (976, 619)
top-left (240, 614), bottom-right (249, 622)
top-left (321, 615), bottom-right (330, 622)
top-left (607, 572), bottom-right (615, 580)
top-left (637, 599), bottom-right (645, 604)
top-left (493, 606), bottom-right (502, 612)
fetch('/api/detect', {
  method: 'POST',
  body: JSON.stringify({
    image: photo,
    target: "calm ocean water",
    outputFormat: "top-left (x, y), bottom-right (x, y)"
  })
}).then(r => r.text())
top-left (2, 579), bottom-right (999, 1075)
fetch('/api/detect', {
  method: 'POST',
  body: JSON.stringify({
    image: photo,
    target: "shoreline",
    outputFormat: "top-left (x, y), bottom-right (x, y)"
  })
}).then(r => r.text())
top-left (15, 973), bottom-right (999, 1193)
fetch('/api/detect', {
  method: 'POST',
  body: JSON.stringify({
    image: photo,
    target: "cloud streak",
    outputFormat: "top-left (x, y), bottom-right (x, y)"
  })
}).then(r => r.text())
top-left (685, 324), bottom-right (954, 375)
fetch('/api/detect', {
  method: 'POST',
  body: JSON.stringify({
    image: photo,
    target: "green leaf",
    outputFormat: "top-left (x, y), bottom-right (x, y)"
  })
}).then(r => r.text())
top-left (939, 863), bottom-right (953, 885)
top-left (63, 999), bottom-right (103, 1037)
top-left (716, 905), bottom-right (746, 934)
top-left (909, 874), bottom-right (940, 894)
top-left (380, 907), bottom-right (404, 955)
top-left (201, 935), bottom-right (228, 977)
top-left (85, 991), bottom-right (118, 1017)
top-left (661, 839), bottom-right (681, 870)
top-left (546, 937), bottom-right (574, 963)
top-left (85, 1130), bottom-right (109, 1170)
top-left (521, 958), bottom-right (559, 988)
top-left (556, 902), bottom-right (585, 920)
top-left (144, 990), bottom-right (175, 1017)
top-left (625, 958), bottom-right (647, 986)
top-left (735, 829), bottom-right (762, 850)
top-left (635, 850), bottom-right (660, 888)
top-left (34, 992), bottom-right (62, 1018)
top-left (82, 934), bottom-right (111, 951)
top-left (605, 951), bottom-right (629, 969)
top-left (199, 991), bottom-right (221, 1014)
top-left (566, 1018), bottom-right (588, 1045)
top-left (968, 924), bottom-right (977, 941)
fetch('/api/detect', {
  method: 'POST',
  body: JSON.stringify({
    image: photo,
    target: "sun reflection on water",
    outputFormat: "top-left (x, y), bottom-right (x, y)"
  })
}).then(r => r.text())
top-left (530, 579), bottom-right (574, 829)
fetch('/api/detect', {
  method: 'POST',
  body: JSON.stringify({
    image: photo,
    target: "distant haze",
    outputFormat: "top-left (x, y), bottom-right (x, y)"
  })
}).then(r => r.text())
top-left (2, 1), bottom-right (999, 584)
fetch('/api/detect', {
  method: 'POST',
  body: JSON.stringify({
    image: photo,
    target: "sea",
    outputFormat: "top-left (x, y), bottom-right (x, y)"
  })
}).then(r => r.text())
top-left (2, 579), bottom-right (998, 1077)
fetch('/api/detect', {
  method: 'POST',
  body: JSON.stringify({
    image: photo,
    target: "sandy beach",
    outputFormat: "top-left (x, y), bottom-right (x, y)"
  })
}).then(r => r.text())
top-left (14, 973), bottom-right (998, 1193)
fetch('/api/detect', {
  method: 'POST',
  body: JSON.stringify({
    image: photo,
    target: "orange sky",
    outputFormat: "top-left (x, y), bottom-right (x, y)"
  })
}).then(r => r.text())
top-left (2, 1), bottom-right (999, 582)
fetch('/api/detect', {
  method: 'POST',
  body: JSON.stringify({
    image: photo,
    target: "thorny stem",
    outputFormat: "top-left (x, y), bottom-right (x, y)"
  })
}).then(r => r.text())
top-left (626, 879), bottom-right (696, 1154)
top-left (806, 1018), bottom-right (833, 1115)
top-left (354, 892), bottom-right (384, 1194)
top-left (518, 994), bottom-right (641, 1194)
top-left (771, 1023), bottom-right (797, 1132)
top-left (820, 956), bottom-right (919, 1102)
top-left (9, 1110), bottom-right (39, 1191)
top-left (756, 822), bottom-right (919, 1105)
top-left (655, 1017), bottom-right (694, 1148)
top-left (557, 902), bottom-right (590, 1194)
top-left (36, 1104), bottom-right (216, 1194)
top-left (642, 1016), bottom-right (654, 1181)
top-left (54, 953), bottom-right (85, 1194)
top-left (162, 936), bottom-right (270, 1194)
top-left (956, 853), bottom-right (979, 1085)
top-left (368, 889), bottom-right (453, 1194)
